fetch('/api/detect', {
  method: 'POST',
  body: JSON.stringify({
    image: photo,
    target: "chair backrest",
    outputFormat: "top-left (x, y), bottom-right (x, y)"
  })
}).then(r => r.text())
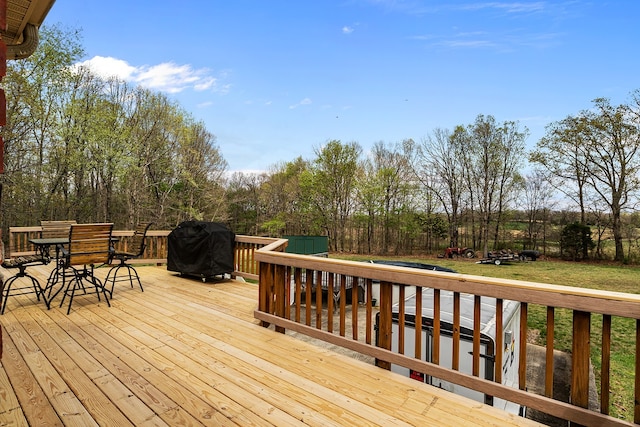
top-left (67, 223), bottom-right (113, 266)
top-left (41, 220), bottom-right (77, 238)
top-left (129, 222), bottom-right (153, 257)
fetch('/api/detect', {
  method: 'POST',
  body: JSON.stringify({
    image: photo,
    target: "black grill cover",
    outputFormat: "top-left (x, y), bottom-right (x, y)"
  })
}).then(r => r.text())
top-left (167, 221), bottom-right (235, 279)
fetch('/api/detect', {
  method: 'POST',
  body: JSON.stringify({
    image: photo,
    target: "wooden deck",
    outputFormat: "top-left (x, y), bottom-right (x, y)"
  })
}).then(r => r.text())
top-left (0, 264), bottom-right (542, 426)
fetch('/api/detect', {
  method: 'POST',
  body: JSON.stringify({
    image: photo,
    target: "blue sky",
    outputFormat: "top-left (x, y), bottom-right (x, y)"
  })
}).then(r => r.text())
top-left (45, 1), bottom-right (640, 173)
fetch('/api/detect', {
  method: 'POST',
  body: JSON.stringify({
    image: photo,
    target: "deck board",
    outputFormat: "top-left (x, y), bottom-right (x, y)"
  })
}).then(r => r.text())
top-left (0, 265), bottom-right (542, 426)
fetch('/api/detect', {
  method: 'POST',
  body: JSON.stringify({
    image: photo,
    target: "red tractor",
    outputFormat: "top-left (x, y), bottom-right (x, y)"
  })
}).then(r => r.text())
top-left (440, 247), bottom-right (475, 259)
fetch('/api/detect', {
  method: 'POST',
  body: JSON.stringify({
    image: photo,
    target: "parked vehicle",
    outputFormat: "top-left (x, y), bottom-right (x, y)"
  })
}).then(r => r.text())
top-left (376, 290), bottom-right (524, 416)
top-left (290, 260), bottom-right (456, 307)
top-left (368, 260), bottom-right (456, 305)
top-left (477, 249), bottom-right (540, 265)
top-left (438, 247), bottom-right (476, 259)
top-left (518, 250), bottom-right (540, 261)
top-left (369, 259), bottom-right (456, 273)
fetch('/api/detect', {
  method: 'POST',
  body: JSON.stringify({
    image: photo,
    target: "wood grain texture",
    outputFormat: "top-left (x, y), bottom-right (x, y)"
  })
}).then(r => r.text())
top-left (0, 264), bottom-right (544, 427)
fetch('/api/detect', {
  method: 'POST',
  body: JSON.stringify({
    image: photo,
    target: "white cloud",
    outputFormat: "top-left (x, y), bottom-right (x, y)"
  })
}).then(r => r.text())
top-left (289, 98), bottom-right (312, 109)
top-left (74, 55), bottom-right (226, 94)
top-left (342, 26), bottom-right (354, 34)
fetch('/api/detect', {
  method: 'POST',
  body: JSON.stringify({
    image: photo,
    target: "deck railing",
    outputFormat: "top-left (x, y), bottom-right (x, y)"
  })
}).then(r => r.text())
top-left (5, 227), bottom-right (272, 280)
top-left (254, 239), bottom-right (640, 427)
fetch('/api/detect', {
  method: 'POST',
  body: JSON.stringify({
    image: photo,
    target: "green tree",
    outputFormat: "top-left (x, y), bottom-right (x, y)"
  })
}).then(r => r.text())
top-left (582, 98), bottom-right (640, 262)
top-left (413, 128), bottom-right (466, 247)
top-left (456, 115), bottom-right (527, 257)
top-left (2, 24), bottom-right (84, 228)
top-left (304, 140), bottom-right (361, 252)
top-left (531, 115), bottom-right (591, 224)
top-left (533, 95), bottom-right (640, 262)
top-left (259, 157), bottom-right (314, 236)
top-left (560, 222), bottom-right (594, 261)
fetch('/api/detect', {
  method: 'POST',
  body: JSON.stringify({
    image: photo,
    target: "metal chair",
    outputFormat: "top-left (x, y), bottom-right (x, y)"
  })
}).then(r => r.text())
top-left (40, 220), bottom-right (77, 239)
top-left (58, 223), bottom-right (113, 314)
top-left (40, 220), bottom-right (76, 293)
top-left (1, 248), bottom-right (49, 314)
top-left (105, 222), bottom-right (152, 297)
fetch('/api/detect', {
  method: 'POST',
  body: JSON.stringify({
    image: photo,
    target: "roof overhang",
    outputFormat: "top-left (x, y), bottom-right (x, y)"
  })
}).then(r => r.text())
top-left (1, 0), bottom-right (57, 59)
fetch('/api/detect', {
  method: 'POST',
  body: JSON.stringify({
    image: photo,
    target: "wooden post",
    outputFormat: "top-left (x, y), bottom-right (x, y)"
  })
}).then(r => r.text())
top-left (274, 264), bottom-right (286, 333)
top-left (571, 310), bottom-right (591, 427)
top-left (258, 262), bottom-right (272, 327)
top-left (375, 280), bottom-right (393, 370)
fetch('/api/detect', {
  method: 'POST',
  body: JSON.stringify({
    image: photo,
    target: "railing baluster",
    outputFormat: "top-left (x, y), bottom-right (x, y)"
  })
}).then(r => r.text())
top-left (274, 264), bottom-right (286, 334)
top-left (351, 276), bottom-right (359, 341)
top-left (415, 286), bottom-right (422, 362)
top-left (258, 262), bottom-right (271, 327)
top-left (495, 298), bottom-right (503, 385)
top-left (305, 269), bottom-right (313, 326)
top-left (340, 275), bottom-right (347, 336)
top-left (398, 286), bottom-right (406, 355)
top-left (365, 278), bottom-right (373, 345)
top-left (315, 270), bottom-right (323, 329)
top-left (473, 295), bottom-right (481, 377)
top-left (519, 302), bottom-right (528, 392)
top-left (601, 314), bottom-right (611, 415)
top-left (294, 268), bottom-right (302, 322)
top-left (453, 291), bottom-right (460, 371)
top-left (327, 273), bottom-right (334, 333)
top-left (546, 306), bottom-right (555, 398)
top-left (433, 289), bottom-right (440, 366)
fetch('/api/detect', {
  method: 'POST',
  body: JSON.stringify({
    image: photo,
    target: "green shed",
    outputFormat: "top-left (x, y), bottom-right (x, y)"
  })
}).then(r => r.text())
top-left (283, 235), bottom-right (328, 256)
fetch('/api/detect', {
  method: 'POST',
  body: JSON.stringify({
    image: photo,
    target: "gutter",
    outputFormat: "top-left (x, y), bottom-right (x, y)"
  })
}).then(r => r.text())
top-left (6, 23), bottom-right (39, 60)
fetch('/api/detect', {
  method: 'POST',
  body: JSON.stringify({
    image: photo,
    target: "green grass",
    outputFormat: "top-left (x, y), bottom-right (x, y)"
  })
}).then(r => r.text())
top-left (336, 254), bottom-right (640, 421)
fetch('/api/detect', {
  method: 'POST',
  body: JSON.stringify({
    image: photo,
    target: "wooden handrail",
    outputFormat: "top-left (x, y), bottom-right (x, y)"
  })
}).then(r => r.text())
top-left (254, 246), bottom-right (640, 427)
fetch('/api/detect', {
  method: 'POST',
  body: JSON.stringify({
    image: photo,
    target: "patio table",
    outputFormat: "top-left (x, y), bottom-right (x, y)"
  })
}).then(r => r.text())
top-left (29, 237), bottom-right (69, 307)
top-left (29, 236), bottom-right (119, 308)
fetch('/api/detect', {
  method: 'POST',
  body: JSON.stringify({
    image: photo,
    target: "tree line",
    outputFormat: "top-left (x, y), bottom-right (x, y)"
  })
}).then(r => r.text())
top-left (1, 25), bottom-right (228, 233)
top-left (3, 26), bottom-right (640, 262)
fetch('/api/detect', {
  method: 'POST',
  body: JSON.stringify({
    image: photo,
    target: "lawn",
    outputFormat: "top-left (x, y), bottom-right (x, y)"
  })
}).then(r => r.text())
top-left (337, 254), bottom-right (640, 421)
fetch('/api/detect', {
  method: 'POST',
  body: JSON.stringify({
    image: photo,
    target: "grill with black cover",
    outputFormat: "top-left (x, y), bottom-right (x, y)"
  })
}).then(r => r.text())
top-left (167, 221), bottom-right (235, 281)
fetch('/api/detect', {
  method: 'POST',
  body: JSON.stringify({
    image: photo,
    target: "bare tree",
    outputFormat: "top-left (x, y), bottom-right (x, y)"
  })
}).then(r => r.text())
top-left (520, 170), bottom-right (556, 250)
top-left (531, 115), bottom-right (592, 224)
top-left (581, 98), bottom-right (640, 261)
top-left (414, 128), bottom-right (465, 247)
top-left (457, 115), bottom-right (526, 257)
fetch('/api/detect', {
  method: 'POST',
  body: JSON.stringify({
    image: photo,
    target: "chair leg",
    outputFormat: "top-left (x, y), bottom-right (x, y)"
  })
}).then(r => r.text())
top-left (93, 275), bottom-right (111, 308)
top-left (105, 261), bottom-right (143, 298)
top-left (60, 269), bottom-right (80, 315)
top-left (105, 264), bottom-right (120, 297)
top-left (61, 266), bottom-right (111, 314)
top-left (86, 265), bottom-right (111, 308)
top-left (0, 277), bottom-right (14, 315)
top-left (1, 271), bottom-right (45, 314)
top-left (125, 264), bottom-right (144, 292)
